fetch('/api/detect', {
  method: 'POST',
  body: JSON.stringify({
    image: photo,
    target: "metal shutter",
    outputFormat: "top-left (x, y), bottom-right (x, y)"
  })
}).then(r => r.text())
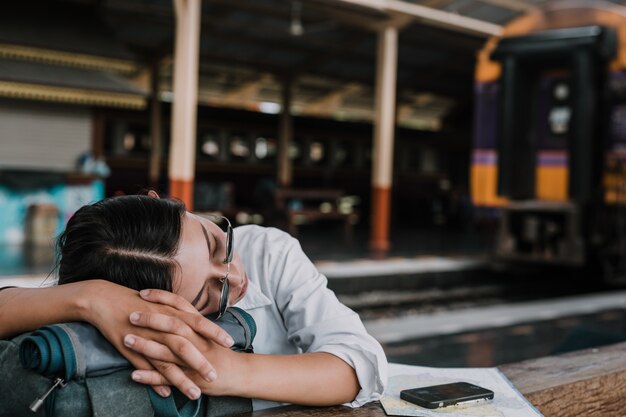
top-left (0, 100), bottom-right (92, 172)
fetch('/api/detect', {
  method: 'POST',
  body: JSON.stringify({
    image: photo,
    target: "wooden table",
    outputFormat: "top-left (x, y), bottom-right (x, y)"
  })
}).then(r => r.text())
top-left (239, 342), bottom-right (626, 417)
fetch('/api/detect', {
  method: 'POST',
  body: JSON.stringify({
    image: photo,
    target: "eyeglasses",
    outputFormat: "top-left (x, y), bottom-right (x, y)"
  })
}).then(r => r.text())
top-left (214, 216), bottom-right (233, 320)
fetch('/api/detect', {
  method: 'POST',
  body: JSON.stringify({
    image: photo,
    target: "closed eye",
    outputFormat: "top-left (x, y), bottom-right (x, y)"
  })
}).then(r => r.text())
top-left (191, 223), bottom-right (219, 310)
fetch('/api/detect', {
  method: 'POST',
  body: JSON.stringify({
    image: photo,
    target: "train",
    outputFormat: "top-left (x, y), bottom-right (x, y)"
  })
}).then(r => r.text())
top-left (472, 1), bottom-right (626, 284)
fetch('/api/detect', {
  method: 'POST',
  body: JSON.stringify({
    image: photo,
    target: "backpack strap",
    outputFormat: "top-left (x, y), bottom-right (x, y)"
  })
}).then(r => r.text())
top-left (228, 307), bottom-right (256, 352)
top-left (149, 388), bottom-right (203, 417)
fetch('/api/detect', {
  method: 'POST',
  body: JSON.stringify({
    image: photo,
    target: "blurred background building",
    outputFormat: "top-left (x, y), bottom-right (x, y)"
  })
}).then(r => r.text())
top-left (0, 0), bottom-right (509, 257)
top-left (2, 0), bottom-right (626, 367)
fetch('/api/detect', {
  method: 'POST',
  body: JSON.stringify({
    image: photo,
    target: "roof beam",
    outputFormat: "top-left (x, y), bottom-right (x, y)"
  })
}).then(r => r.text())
top-left (478, 0), bottom-right (539, 13)
top-left (307, 2), bottom-right (388, 31)
top-left (329, 0), bottom-right (502, 36)
top-left (302, 82), bottom-right (364, 114)
top-left (221, 73), bottom-right (274, 103)
top-left (310, 1), bottom-right (412, 31)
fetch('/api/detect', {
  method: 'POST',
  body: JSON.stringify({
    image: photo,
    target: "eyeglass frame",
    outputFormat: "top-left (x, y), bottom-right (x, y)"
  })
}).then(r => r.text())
top-left (211, 216), bottom-right (234, 320)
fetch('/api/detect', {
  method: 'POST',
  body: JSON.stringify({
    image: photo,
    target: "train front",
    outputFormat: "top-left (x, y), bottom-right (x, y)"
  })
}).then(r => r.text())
top-left (471, 2), bottom-right (626, 284)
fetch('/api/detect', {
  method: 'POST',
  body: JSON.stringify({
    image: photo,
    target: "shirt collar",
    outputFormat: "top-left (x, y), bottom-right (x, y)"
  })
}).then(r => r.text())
top-left (234, 275), bottom-right (272, 310)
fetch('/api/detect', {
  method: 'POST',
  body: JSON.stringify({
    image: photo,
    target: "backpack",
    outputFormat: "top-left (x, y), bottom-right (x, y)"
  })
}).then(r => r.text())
top-left (0, 307), bottom-right (256, 417)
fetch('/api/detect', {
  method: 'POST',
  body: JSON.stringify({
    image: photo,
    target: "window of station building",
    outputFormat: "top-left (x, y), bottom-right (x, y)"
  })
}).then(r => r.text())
top-left (308, 141), bottom-right (327, 165)
top-left (229, 133), bottom-right (251, 161)
top-left (288, 141), bottom-right (302, 162)
top-left (200, 132), bottom-right (220, 159)
top-left (398, 145), bottom-right (438, 175)
top-left (330, 141), bottom-right (355, 168)
top-left (419, 147), bottom-right (438, 174)
top-left (140, 133), bottom-right (151, 151)
top-left (122, 132), bottom-right (136, 151)
top-left (254, 136), bottom-right (277, 161)
top-left (399, 144), bottom-right (419, 173)
top-left (364, 147), bottom-right (372, 166)
top-left (351, 142), bottom-right (367, 169)
top-left (110, 122), bottom-right (150, 155)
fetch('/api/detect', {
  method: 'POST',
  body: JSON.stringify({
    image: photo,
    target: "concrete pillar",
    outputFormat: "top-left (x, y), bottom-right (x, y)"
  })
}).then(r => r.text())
top-left (169, 0), bottom-right (201, 209)
top-left (277, 78), bottom-right (293, 188)
top-left (370, 26), bottom-right (398, 253)
top-left (149, 60), bottom-right (162, 190)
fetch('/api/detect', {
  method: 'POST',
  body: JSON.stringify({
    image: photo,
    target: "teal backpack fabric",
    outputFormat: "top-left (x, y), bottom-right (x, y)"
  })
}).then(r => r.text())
top-left (0, 307), bottom-right (256, 417)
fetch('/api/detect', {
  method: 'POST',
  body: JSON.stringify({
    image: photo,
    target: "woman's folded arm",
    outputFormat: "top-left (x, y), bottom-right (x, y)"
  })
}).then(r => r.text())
top-left (0, 283), bottom-right (88, 339)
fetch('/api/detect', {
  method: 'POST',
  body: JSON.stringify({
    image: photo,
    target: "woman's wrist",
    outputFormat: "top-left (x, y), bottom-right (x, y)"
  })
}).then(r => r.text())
top-left (72, 279), bottom-right (108, 325)
top-left (226, 351), bottom-right (253, 397)
top-left (196, 349), bottom-right (249, 397)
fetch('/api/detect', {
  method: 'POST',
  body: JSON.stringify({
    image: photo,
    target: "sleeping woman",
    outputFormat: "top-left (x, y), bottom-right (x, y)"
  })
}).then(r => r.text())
top-left (0, 192), bottom-right (387, 410)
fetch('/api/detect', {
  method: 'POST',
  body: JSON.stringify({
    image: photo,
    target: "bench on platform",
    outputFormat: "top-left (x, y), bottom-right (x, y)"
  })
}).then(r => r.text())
top-left (242, 341), bottom-right (626, 417)
top-left (273, 188), bottom-right (358, 241)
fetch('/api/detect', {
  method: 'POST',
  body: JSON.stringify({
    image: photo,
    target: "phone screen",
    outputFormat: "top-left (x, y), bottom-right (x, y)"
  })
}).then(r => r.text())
top-left (400, 382), bottom-right (494, 409)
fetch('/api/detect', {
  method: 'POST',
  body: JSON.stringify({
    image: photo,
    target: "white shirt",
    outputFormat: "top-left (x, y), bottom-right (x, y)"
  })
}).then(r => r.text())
top-left (233, 225), bottom-right (388, 410)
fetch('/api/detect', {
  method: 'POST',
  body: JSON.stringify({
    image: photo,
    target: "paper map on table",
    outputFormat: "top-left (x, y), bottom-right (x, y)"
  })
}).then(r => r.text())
top-left (381, 363), bottom-right (543, 417)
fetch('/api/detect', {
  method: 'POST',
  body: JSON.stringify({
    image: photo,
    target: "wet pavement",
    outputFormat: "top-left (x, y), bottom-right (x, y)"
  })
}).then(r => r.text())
top-left (296, 223), bottom-right (494, 262)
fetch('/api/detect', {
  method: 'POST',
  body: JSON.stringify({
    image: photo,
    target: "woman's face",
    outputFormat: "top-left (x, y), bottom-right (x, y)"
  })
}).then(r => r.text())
top-left (173, 212), bottom-right (248, 316)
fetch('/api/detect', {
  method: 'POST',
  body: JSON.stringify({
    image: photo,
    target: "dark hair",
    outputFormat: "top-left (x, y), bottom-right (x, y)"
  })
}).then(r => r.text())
top-left (56, 195), bottom-right (186, 292)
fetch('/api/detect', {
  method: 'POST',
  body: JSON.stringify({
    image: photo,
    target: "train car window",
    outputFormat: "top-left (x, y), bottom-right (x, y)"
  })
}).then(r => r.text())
top-left (548, 83), bottom-right (571, 135)
top-left (610, 105), bottom-right (626, 147)
top-left (609, 68), bottom-right (626, 140)
top-left (229, 133), bottom-right (251, 161)
top-left (538, 74), bottom-right (571, 150)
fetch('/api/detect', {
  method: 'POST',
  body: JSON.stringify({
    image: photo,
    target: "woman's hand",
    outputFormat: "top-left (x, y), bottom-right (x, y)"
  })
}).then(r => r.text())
top-left (121, 288), bottom-right (242, 397)
top-left (77, 280), bottom-right (234, 399)
top-left (127, 329), bottom-right (241, 397)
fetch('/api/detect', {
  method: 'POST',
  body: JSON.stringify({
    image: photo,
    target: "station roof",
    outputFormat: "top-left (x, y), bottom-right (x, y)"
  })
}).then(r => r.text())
top-left (6, 0), bottom-right (626, 127)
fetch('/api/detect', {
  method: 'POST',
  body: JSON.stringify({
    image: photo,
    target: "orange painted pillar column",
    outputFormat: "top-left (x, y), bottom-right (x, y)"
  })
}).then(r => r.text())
top-left (168, 0), bottom-right (201, 209)
top-left (370, 25), bottom-right (398, 253)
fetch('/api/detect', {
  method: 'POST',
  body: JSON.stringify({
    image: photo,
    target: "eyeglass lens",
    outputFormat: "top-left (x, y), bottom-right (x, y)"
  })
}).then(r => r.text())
top-left (217, 217), bottom-right (233, 318)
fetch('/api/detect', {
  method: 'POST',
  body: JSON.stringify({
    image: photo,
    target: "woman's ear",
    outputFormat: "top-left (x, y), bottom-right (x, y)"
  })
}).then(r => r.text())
top-left (147, 190), bottom-right (160, 199)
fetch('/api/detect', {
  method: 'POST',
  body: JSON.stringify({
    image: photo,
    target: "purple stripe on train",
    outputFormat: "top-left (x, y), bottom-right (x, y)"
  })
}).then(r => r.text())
top-left (537, 152), bottom-right (568, 167)
top-left (472, 150), bottom-right (497, 165)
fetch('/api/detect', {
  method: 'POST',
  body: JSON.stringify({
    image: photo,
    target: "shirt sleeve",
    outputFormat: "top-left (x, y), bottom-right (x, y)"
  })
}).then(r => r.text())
top-left (268, 231), bottom-right (388, 407)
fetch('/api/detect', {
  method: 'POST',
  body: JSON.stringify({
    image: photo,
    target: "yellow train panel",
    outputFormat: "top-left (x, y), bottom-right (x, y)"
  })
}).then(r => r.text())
top-left (536, 166), bottom-right (568, 202)
top-left (470, 164), bottom-right (508, 207)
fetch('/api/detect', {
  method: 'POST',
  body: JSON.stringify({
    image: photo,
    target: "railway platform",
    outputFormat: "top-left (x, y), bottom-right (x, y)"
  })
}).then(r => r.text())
top-left (2, 225), bottom-right (623, 371)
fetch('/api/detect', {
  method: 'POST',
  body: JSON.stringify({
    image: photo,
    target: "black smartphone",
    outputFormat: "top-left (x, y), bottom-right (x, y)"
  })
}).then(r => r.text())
top-left (400, 382), bottom-right (494, 409)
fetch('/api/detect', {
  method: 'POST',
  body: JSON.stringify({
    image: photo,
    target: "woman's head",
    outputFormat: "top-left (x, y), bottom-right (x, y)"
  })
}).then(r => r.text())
top-left (57, 195), bottom-right (185, 292)
top-left (57, 193), bottom-right (249, 314)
